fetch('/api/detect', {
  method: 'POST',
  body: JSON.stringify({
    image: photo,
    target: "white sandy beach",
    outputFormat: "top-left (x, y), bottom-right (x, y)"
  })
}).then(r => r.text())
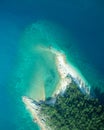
top-left (22, 96), bottom-right (50, 130)
top-left (22, 46), bottom-right (90, 130)
top-left (37, 45), bottom-right (90, 90)
top-left (48, 47), bottom-right (90, 96)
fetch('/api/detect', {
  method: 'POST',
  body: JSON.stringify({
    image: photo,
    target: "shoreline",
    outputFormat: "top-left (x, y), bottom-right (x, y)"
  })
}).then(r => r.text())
top-left (22, 96), bottom-right (50, 130)
top-left (37, 45), bottom-right (90, 89)
top-left (48, 47), bottom-right (90, 96)
top-left (22, 46), bottom-right (90, 130)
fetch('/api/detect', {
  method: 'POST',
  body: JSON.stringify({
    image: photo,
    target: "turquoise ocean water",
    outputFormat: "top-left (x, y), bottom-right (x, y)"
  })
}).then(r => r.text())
top-left (0, 1), bottom-right (104, 130)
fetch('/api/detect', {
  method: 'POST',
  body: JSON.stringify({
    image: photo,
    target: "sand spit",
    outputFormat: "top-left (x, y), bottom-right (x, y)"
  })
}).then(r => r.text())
top-left (41, 46), bottom-right (90, 95)
top-left (22, 96), bottom-right (51, 130)
top-left (22, 46), bottom-right (90, 130)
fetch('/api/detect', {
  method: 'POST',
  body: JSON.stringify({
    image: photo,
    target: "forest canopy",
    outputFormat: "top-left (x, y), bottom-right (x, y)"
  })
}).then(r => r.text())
top-left (40, 81), bottom-right (104, 130)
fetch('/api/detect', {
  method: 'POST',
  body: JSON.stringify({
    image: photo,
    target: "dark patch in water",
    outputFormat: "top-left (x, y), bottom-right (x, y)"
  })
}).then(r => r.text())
top-left (93, 87), bottom-right (104, 105)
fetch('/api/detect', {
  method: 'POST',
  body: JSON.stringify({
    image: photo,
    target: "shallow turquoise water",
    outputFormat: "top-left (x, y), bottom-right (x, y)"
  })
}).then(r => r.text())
top-left (9, 21), bottom-right (103, 130)
top-left (0, 1), bottom-right (104, 130)
top-left (1, 20), bottom-right (104, 130)
top-left (9, 21), bottom-right (62, 130)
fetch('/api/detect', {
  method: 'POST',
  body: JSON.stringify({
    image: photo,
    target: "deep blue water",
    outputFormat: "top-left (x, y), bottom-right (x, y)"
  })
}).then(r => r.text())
top-left (0, 0), bottom-right (104, 130)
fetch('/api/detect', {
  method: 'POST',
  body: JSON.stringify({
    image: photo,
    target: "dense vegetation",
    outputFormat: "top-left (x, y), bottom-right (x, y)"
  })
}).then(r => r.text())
top-left (40, 81), bottom-right (104, 130)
